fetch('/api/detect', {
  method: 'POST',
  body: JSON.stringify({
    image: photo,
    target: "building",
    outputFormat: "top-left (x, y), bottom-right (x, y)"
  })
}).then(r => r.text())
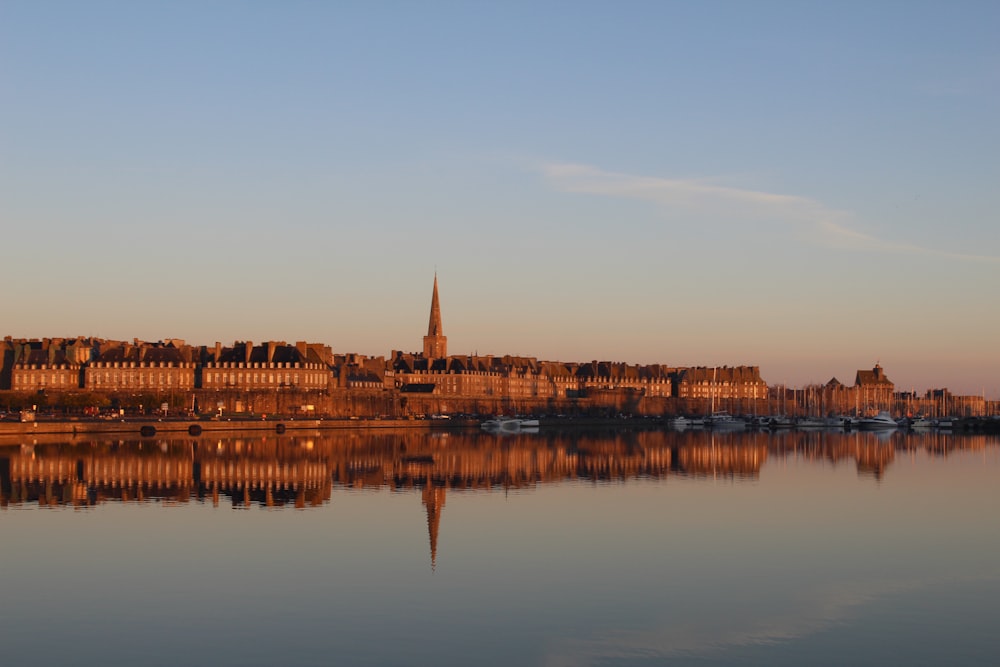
top-left (200, 341), bottom-right (331, 391)
top-left (674, 366), bottom-right (768, 402)
top-left (84, 340), bottom-right (196, 392)
top-left (854, 362), bottom-right (894, 413)
top-left (8, 337), bottom-right (96, 392)
top-left (423, 273), bottom-right (447, 359)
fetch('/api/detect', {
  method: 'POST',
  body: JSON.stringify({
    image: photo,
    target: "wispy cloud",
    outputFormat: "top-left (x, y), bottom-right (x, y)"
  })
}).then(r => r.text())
top-left (541, 573), bottom-right (1000, 667)
top-left (538, 162), bottom-right (1000, 263)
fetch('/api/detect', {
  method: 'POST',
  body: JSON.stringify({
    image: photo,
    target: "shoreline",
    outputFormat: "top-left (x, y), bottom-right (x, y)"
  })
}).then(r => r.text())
top-left (0, 415), bottom-right (669, 443)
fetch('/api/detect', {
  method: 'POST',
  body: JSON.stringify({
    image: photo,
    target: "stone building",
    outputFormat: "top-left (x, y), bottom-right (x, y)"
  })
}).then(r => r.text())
top-left (8, 337), bottom-right (97, 392)
top-left (854, 362), bottom-right (894, 413)
top-left (674, 366), bottom-right (768, 402)
top-left (200, 341), bottom-right (331, 391)
top-left (84, 340), bottom-right (196, 392)
top-left (575, 361), bottom-right (674, 398)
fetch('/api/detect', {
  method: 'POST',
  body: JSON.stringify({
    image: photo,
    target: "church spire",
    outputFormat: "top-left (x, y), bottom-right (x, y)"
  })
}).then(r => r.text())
top-left (427, 273), bottom-right (443, 337)
top-left (423, 273), bottom-right (447, 358)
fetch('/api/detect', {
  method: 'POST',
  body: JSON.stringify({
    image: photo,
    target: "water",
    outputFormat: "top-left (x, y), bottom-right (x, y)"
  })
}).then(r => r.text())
top-left (2, 428), bottom-right (998, 666)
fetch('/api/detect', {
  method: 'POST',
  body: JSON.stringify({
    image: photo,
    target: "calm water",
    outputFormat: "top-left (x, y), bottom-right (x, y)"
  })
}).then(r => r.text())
top-left (2, 428), bottom-right (998, 666)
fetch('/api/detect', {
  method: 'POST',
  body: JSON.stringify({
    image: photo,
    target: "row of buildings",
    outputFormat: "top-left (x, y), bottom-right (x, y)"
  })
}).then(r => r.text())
top-left (1, 275), bottom-right (991, 417)
top-left (0, 334), bottom-right (766, 403)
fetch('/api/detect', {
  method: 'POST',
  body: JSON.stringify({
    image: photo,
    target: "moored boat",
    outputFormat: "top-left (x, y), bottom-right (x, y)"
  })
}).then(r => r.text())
top-left (858, 411), bottom-right (898, 430)
top-left (826, 415), bottom-right (858, 430)
top-left (481, 417), bottom-right (539, 432)
top-left (770, 415), bottom-right (794, 429)
top-left (707, 411), bottom-right (745, 430)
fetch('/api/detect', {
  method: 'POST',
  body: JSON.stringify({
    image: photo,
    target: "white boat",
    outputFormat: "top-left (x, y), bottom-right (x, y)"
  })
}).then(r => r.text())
top-left (936, 417), bottom-right (954, 430)
top-left (481, 417), bottom-right (539, 432)
top-left (707, 411), bottom-right (745, 430)
top-left (670, 416), bottom-right (691, 430)
top-left (795, 417), bottom-right (827, 430)
top-left (858, 411), bottom-right (898, 430)
top-left (909, 416), bottom-right (934, 430)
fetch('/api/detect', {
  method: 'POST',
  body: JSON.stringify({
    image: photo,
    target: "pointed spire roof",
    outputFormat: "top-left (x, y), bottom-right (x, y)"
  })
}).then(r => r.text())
top-left (427, 273), bottom-right (443, 337)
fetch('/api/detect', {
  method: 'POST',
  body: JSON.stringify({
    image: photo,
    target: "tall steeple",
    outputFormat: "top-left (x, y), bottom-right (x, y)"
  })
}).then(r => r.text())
top-left (423, 273), bottom-right (447, 359)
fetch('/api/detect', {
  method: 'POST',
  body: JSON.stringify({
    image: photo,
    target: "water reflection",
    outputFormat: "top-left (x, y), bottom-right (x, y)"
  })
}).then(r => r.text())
top-left (2, 428), bottom-right (998, 666)
top-left (2, 429), bottom-right (995, 511)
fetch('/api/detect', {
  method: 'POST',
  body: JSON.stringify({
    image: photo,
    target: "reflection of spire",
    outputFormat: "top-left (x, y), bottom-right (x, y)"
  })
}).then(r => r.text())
top-left (423, 273), bottom-right (447, 358)
top-left (422, 482), bottom-right (447, 571)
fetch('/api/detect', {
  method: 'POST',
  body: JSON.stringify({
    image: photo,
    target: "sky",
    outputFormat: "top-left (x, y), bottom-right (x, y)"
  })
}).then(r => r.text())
top-left (2, 1), bottom-right (998, 397)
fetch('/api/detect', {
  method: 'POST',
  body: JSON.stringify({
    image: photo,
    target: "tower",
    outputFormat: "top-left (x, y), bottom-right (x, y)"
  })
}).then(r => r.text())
top-left (423, 273), bottom-right (447, 359)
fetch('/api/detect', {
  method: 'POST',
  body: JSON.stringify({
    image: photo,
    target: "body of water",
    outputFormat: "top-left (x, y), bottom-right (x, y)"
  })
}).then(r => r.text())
top-left (2, 427), bottom-right (998, 666)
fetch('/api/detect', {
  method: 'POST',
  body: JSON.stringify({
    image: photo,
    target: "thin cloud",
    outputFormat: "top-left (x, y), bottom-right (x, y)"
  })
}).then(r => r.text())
top-left (542, 573), bottom-right (998, 667)
top-left (539, 162), bottom-right (1000, 263)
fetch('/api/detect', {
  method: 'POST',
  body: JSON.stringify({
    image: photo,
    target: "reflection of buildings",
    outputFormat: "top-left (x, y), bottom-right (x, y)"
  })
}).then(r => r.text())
top-left (0, 431), bottom-right (997, 567)
top-left (4, 431), bottom-right (990, 499)
top-left (2, 431), bottom-right (995, 564)
top-left (3, 431), bottom-right (991, 509)
top-left (1, 439), bottom-right (333, 509)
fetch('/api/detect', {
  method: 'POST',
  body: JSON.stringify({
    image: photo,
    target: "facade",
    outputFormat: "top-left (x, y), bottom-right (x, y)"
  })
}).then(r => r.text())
top-left (854, 363), bottom-right (895, 413)
top-left (9, 337), bottom-right (95, 392)
top-left (201, 341), bottom-right (331, 391)
top-left (85, 341), bottom-right (196, 391)
top-left (674, 366), bottom-right (768, 401)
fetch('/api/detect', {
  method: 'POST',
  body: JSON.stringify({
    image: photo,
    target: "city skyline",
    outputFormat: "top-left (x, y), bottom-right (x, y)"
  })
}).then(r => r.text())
top-left (3, 2), bottom-right (998, 397)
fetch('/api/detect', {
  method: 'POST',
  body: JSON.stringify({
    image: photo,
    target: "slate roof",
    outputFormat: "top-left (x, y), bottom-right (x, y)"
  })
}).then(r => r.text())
top-left (855, 364), bottom-right (893, 387)
top-left (216, 342), bottom-right (306, 365)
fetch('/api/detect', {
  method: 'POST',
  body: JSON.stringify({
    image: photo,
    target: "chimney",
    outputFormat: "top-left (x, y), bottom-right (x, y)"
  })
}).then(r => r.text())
top-left (245, 341), bottom-right (253, 365)
top-left (267, 341), bottom-right (277, 365)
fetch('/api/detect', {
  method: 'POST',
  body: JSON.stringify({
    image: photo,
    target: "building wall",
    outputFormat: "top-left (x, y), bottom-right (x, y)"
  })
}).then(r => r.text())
top-left (201, 362), bottom-right (328, 391)
top-left (11, 364), bottom-right (81, 391)
top-left (85, 362), bottom-right (196, 391)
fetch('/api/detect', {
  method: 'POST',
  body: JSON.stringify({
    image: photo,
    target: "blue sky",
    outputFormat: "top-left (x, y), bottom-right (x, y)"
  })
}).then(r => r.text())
top-left (3, 1), bottom-right (998, 396)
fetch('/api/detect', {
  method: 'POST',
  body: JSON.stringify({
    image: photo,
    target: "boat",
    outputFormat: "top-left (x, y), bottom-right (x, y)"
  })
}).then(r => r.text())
top-left (770, 415), bottom-right (794, 429)
top-left (858, 411), bottom-right (898, 430)
top-left (826, 415), bottom-right (858, 430)
top-left (909, 416), bottom-right (934, 430)
top-left (936, 417), bottom-right (954, 430)
top-left (670, 416), bottom-right (691, 430)
top-left (481, 417), bottom-right (539, 432)
top-left (707, 411), bottom-right (745, 430)
top-left (795, 417), bottom-right (827, 430)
